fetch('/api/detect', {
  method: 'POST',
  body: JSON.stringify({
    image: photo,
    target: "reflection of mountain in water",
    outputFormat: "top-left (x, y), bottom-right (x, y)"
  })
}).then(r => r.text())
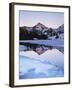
top-left (19, 48), bottom-right (64, 79)
top-left (20, 43), bottom-right (64, 55)
top-left (19, 41), bottom-right (64, 79)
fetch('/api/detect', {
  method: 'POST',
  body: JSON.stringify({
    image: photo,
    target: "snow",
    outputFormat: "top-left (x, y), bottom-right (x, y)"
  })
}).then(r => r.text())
top-left (19, 55), bottom-right (64, 79)
top-left (20, 51), bottom-right (39, 58)
top-left (48, 36), bottom-right (56, 40)
top-left (19, 45), bottom-right (27, 51)
top-left (57, 24), bottom-right (64, 33)
top-left (59, 34), bottom-right (64, 39)
top-left (35, 26), bottom-right (42, 31)
top-left (19, 49), bottom-right (64, 79)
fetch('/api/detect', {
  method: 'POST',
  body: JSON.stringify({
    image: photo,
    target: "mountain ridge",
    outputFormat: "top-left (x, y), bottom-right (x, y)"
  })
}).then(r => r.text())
top-left (19, 23), bottom-right (64, 40)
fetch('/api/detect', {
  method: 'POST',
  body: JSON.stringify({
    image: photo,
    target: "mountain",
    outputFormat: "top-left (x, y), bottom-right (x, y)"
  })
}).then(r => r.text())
top-left (31, 23), bottom-right (49, 39)
top-left (20, 23), bottom-right (48, 40)
top-left (56, 24), bottom-right (64, 39)
top-left (19, 26), bottom-right (34, 40)
top-left (33, 22), bottom-right (48, 31)
top-left (57, 24), bottom-right (64, 33)
top-left (19, 23), bottom-right (64, 40)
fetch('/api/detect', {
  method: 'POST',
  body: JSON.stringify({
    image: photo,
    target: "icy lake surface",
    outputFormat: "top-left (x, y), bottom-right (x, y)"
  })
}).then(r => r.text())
top-left (19, 47), bottom-right (64, 79)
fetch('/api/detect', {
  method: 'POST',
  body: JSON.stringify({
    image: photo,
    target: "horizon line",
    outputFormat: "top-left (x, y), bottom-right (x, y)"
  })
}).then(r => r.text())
top-left (19, 22), bottom-right (64, 29)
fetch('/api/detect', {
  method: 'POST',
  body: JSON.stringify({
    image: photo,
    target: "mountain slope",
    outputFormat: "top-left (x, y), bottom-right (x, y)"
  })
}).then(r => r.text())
top-left (19, 23), bottom-right (64, 40)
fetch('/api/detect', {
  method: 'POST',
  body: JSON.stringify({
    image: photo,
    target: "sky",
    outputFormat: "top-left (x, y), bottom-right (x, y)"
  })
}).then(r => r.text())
top-left (19, 10), bottom-right (64, 28)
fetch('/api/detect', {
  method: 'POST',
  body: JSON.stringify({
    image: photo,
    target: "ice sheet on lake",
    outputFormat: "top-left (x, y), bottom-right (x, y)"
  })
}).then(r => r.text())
top-left (20, 49), bottom-right (64, 69)
top-left (19, 45), bottom-right (28, 51)
top-left (19, 49), bottom-right (64, 79)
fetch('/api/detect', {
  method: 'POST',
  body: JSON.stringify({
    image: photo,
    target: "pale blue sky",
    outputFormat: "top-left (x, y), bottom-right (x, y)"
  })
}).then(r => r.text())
top-left (19, 10), bottom-right (64, 28)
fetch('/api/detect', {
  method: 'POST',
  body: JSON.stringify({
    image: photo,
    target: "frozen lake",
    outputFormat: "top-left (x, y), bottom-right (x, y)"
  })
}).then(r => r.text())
top-left (19, 49), bottom-right (64, 79)
top-left (19, 39), bottom-right (64, 79)
top-left (20, 39), bottom-right (64, 48)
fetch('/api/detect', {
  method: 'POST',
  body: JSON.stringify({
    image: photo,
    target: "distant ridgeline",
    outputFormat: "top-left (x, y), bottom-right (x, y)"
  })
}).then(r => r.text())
top-left (19, 23), bottom-right (64, 40)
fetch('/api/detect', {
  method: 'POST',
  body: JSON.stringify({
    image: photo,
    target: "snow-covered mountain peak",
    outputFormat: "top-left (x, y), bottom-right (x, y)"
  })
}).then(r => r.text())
top-left (34, 22), bottom-right (48, 30)
top-left (58, 24), bottom-right (64, 29)
top-left (36, 22), bottom-right (46, 27)
top-left (57, 24), bottom-right (64, 34)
